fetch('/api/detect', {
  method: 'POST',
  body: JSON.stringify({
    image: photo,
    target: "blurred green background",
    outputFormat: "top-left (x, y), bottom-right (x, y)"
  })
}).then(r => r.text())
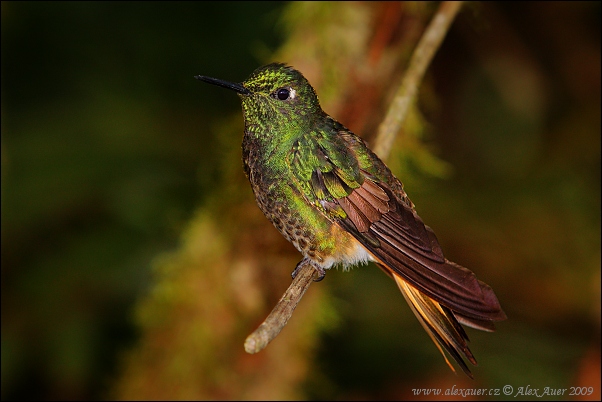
top-left (2, 2), bottom-right (600, 400)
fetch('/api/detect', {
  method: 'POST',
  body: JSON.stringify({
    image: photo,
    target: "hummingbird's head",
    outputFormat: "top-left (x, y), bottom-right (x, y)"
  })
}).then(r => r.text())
top-left (196, 63), bottom-right (323, 135)
top-left (243, 63), bottom-right (319, 107)
top-left (240, 63), bottom-right (323, 131)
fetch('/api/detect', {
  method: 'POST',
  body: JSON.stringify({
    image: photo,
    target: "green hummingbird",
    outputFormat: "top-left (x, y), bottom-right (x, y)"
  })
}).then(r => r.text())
top-left (195, 63), bottom-right (506, 377)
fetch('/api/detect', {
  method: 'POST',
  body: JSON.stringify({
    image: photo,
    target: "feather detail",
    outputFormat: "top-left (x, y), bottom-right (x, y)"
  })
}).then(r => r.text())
top-left (338, 196), bottom-right (371, 233)
top-left (390, 269), bottom-right (477, 377)
top-left (335, 180), bottom-right (506, 324)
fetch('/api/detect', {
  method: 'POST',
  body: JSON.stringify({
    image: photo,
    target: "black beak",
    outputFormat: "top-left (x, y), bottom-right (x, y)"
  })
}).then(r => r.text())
top-left (194, 75), bottom-right (250, 95)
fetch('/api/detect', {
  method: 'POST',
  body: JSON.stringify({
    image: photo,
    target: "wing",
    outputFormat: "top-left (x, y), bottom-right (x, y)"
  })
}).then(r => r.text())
top-left (296, 130), bottom-right (506, 324)
top-left (290, 127), bottom-right (506, 375)
top-left (317, 168), bottom-right (505, 323)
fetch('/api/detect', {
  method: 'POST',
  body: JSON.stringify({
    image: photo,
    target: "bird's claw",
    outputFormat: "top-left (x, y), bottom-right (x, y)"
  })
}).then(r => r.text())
top-left (312, 266), bottom-right (326, 282)
top-left (291, 259), bottom-right (326, 282)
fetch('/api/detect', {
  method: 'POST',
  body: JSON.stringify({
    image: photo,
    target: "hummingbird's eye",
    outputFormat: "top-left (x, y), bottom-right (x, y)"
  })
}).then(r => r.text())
top-left (276, 88), bottom-right (291, 100)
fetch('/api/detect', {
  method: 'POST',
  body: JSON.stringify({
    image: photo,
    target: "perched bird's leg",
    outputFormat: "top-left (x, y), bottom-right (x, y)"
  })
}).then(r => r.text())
top-left (291, 258), bottom-right (326, 282)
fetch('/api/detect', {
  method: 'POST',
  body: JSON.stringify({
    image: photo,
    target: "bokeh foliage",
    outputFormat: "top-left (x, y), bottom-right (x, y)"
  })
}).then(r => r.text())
top-left (2, 2), bottom-right (600, 400)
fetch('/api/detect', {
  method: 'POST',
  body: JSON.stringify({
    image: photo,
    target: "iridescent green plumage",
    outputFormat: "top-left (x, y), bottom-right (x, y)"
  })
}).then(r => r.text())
top-left (195, 63), bottom-right (506, 377)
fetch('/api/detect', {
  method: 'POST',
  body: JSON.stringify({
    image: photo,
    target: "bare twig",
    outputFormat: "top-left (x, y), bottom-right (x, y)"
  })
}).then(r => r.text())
top-left (244, 1), bottom-right (464, 354)
top-left (373, 1), bottom-right (463, 159)
top-left (244, 260), bottom-right (320, 353)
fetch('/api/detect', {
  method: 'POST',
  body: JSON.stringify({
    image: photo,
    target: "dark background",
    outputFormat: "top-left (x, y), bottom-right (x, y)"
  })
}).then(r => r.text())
top-left (2, 2), bottom-right (600, 400)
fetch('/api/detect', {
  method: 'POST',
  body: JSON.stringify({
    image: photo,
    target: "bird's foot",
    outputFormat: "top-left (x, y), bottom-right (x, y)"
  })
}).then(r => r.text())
top-left (291, 259), bottom-right (326, 282)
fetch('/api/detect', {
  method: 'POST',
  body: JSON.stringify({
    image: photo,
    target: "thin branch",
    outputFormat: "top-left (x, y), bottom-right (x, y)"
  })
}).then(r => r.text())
top-left (244, 260), bottom-right (320, 353)
top-left (373, 1), bottom-right (463, 159)
top-left (244, 1), bottom-right (464, 355)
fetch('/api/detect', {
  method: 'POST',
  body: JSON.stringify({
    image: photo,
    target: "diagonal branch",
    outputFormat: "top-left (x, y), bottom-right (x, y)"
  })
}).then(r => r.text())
top-left (244, 1), bottom-right (464, 355)
top-left (244, 259), bottom-right (320, 353)
top-left (373, 1), bottom-right (464, 160)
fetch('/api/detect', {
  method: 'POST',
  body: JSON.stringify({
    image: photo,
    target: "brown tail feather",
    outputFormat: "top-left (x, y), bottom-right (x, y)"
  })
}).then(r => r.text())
top-left (386, 265), bottom-right (479, 377)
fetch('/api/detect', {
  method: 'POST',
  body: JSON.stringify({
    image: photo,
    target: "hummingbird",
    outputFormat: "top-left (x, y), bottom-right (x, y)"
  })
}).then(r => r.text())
top-left (195, 63), bottom-right (506, 377)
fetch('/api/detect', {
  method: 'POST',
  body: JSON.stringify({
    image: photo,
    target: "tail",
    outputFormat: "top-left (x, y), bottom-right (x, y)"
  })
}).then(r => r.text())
top-left (387, 266), bottom-right (486, 378)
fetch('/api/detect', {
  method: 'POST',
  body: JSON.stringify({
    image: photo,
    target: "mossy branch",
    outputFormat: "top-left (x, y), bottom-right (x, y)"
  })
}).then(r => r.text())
top-left (244, 1), bottom-right (464, 354)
